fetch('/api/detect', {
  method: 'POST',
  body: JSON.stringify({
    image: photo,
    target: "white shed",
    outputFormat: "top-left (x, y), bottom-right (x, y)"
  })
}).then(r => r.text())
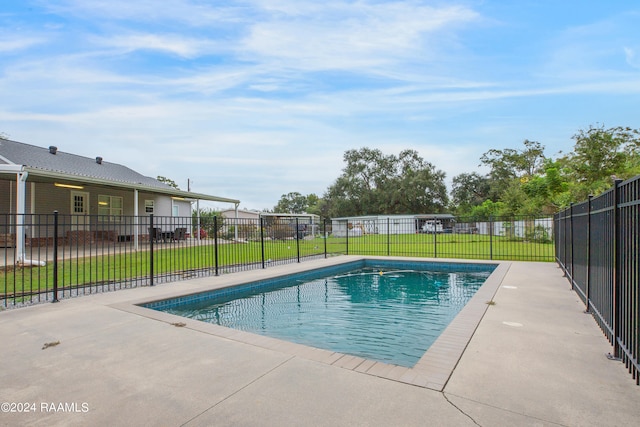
top-left (331, 214), bottom-right (454, 237)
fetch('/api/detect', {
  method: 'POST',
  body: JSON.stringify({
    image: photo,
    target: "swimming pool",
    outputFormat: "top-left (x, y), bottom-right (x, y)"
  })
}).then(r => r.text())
top-left (144, 259), bottom-right (496, 368)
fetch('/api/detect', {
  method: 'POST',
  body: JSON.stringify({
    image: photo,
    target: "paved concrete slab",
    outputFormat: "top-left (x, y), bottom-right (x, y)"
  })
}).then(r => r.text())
top-left (1, 258), bottom-right (639, 426)
top-left (186, 357), bottom-right (472, 427)
top-left (445, 262), bottom-right (640, 426)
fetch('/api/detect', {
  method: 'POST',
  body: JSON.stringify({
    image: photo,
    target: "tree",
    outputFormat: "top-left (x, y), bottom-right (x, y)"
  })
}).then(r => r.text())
top-left (305, 193), bottom-right (321, 215)
top-left (499, 180), bottom-right (532, 216)
top-left (451, 172), bottom-right (491, 215)
top-left (323, 148), bottom-right (390, 216)
top-left (480, 139), bottom-right (545, 178)
top-left (273, 192), bottom-right (310, 214)
top-left (480, 140), bottom-right (546, 200)
top-left (560, 125), bottom-right (640, 199)
top-left (323, 148), bottom-right (448, 217)
top-left (157, 176), bottom-right (180, 189)
top-left (518, 158), bottom-right (571, 213)
top-left (388, 149), bottom-right (448, 214)
top-left (472, 127), bottom-right (640, 214)
top-left (468, 200), bottom-right (507, 220)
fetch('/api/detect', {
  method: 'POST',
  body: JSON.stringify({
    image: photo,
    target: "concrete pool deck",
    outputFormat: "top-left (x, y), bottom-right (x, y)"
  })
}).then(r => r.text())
top-left (1, 257), bottom-right (639, 426)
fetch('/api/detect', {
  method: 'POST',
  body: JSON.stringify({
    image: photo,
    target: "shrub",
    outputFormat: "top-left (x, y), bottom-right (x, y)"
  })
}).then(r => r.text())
top-left (526, 225), bottom-right (552, 243)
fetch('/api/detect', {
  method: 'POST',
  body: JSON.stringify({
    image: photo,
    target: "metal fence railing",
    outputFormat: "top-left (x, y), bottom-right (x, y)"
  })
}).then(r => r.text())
top-left (330, 215), bottom-right (554, 262)
top-left (555, 177), bottom-right (639, 385)
top-left (1, 213), bottom-right (554, 309)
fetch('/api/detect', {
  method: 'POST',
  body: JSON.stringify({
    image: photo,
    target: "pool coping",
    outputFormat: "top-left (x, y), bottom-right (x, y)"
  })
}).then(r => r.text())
top-left (111, 256), bottom-right (510, 392)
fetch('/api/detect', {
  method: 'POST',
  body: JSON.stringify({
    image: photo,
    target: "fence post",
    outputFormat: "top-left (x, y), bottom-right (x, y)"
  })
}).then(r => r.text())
top-left (433, 217), bottom-right (437, 258)
top-left (323, 218), bottom-right (328, 258)
top-left (296, 218), bottom-right (301, 263)
top-left (260, 217), bottom-right (266, 268)
top-left (561, 211), bottom-right (565, 269)
top-left (52, 211), bottom-right (59, 303)
top-left (552, 213), bottom-right (556, 261)
top-left (149, 214), bottom-right (154, 286)
top-left (559, 211), bottom-right (564, 272)
top-left (562, 210), bottom-right (568, 275)
top-left (489, 215), bottom-right (493, 260)
top-left (612, 179), bottom-right (622, 358)
top-left (585, 195), bottom-right (592, 312)
top-left (345, 221), bottom-right (349, 255)
top-left (569, 203), bottom-right (574, 290)
top-left (214, 216), bottom-right (219, 276)
top-left (387, 217), bottom-right (390, 256)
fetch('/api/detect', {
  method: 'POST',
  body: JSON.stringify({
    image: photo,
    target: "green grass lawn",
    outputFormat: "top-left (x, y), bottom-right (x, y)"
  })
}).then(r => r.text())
top-left (328, 233), bottom-right (554, 261)
top-left (1, 234), bottom-right (554, 298)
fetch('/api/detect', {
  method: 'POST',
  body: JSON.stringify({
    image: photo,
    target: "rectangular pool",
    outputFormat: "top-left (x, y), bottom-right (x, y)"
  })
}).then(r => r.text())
top-left (144, 259), bottom-right (496, 368)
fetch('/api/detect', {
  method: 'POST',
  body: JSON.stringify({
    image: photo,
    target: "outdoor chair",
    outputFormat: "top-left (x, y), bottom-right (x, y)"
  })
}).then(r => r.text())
top-left (148, 227), bottom-right (163, 242)
top-left (174, 227), bottom-right (187, 240)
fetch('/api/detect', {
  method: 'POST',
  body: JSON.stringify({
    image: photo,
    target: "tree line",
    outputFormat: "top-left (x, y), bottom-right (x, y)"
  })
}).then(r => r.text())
top-left (272, 125), bottom-right (640, 219)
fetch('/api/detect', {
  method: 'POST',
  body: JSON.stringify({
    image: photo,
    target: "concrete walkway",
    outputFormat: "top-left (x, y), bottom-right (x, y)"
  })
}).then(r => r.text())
top-left (1, 258), bottom-right (638, 426)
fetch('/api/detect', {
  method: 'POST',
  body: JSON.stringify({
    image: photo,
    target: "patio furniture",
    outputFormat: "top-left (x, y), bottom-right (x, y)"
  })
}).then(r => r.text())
top-left (174, 227), bottom-right (187, 241)
top-left (149, 227), bottom-right (163, 242)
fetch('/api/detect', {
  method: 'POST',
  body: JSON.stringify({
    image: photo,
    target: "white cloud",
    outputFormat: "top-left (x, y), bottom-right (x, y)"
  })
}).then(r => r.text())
top-left (40, 0), bottom-right (243, 26)
top-left (240, 3), bottom-right (479, 71)
top-left (624, 47), bottom-right (640, 69)
top-left (92, 33), bottom-right (223, 58)
top-left (0, 36), bottom-right (47, 52)
top-left (2, 55), bottom-right (138, 86)
top-left (162, 68), bottom-right (262, 95)
top-left (540, 11), bottom-right (640, 81)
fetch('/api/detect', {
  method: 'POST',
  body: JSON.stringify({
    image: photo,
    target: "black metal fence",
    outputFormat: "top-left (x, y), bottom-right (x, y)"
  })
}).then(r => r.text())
top-left (331, 215), bottom-right (553, 261)
top-left (555, 177), bottom-right (639, 385)
top-left (2, 213), bottom-right (554, 308)
top-left (1, 213), bottom-right (326, 308)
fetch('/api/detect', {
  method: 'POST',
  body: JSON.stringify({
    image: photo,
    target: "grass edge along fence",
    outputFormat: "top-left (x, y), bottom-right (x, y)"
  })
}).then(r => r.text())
top-left (2, 213), bottom-right (554, 309)
top-left (555, 176), bottom-right (639, 386)
top-left (334, 215), bottom-right (553, 261)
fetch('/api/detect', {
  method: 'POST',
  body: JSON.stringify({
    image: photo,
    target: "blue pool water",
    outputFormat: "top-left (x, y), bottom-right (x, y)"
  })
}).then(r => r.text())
top-left (145, 260), bottom-right (495, 367)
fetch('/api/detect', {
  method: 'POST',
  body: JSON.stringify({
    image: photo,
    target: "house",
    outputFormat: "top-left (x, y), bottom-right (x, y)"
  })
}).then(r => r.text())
top-left (0, 139), bottom-right (240, 262)
top-left (219, 210), bottom-right (320, 240)
top-left (331, 214), bottom-right (455, 237)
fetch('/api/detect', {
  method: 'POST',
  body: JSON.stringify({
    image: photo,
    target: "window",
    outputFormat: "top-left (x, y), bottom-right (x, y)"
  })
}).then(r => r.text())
top-left (145, 200), bottom-right (154, 214)
top-left (172, 204), bottom-right (179, 217)
top-left (71, 192), bottom-right (89, 214)
top-left (98, 195), bottom-right (123, 222)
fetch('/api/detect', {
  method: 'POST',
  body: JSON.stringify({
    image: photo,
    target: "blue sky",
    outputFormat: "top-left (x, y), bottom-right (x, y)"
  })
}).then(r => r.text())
top-left (1, 1), bottom-right (639, 211)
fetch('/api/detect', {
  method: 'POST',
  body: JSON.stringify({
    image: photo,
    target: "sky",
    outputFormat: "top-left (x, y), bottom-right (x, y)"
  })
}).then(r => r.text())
top-left (1, 1), bottom-right (639, 211)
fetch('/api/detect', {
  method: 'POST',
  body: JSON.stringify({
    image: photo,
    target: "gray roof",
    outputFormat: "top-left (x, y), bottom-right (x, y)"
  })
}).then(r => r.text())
top-left (0, 139), bottom-right (240, 204)
top-left (0, 139), bottom-right (169, 189)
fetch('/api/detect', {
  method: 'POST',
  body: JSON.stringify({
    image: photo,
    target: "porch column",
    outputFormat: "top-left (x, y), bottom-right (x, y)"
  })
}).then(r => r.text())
top-left (15, 170), bottom-right (28, 263)
top-left (134, 189), bottom-right (139, 250)
top-left (234, 202), bottom-right (239, 241)
top-left (196, 199), bottom-right (200, 241)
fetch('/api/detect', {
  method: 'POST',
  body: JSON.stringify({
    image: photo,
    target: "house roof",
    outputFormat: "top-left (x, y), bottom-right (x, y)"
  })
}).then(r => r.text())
top-left (259, 212), bottom-right (320, 220)
top-left (220, 210), bottom-right (320, 222)
top-left (220, 209), bottom-right (260, 215)
top-left (0, 139), bottom-right (240, 204)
